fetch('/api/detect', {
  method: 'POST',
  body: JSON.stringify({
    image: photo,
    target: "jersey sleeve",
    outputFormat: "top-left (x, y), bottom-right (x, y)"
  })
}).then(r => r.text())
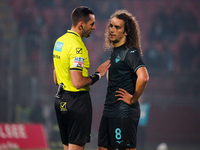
top-left (125, 48), bottom-right (145, 72)
top-left (69, 45), bottom-right (85, 72)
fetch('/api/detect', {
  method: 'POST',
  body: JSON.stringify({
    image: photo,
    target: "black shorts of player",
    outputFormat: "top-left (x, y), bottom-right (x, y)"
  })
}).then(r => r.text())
top-left (54, 91), bottom-right (92, 146)
top-left (98, 116), bottom-right (139, 148)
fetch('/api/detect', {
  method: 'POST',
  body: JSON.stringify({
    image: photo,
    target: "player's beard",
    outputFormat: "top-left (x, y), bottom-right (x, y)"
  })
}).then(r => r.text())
top-left (110, 34), bottom-right (125, 45)
top-left (110, 39), bottom-right (119, 44)
top-left (113, 39), bottom-right (119, 43)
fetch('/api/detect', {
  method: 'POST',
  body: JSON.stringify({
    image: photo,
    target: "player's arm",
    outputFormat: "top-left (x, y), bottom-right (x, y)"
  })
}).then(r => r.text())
top-left (131, 66), bottom-right (149, 103)
top-left (115, 66), bottom-right (149, 104)
top-left (106, 70), bottom-right (109, 82)
top-left (70, 60), bottom-right (111, 89)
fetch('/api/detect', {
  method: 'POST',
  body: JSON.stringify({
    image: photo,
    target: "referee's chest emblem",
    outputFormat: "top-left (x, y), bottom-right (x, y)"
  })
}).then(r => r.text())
top-left (60, 102), bottom-right (67, 111)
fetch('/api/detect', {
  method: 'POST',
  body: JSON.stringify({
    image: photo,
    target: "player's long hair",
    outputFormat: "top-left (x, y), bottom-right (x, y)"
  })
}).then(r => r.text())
top-left (104, 10), bottom-right (142, 54)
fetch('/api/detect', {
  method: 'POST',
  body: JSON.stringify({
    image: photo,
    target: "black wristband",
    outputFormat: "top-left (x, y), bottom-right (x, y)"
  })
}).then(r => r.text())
top-left (89, 72), bottom-right (100, 85)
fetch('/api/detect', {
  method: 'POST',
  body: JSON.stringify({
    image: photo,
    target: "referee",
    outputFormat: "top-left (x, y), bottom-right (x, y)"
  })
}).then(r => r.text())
top-left (53, 6), bottom-right (110, 150)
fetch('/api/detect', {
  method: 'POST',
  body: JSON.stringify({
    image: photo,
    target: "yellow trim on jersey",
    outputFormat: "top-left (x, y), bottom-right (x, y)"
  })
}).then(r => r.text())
top-left (53, 30), bottom-right (90, 92)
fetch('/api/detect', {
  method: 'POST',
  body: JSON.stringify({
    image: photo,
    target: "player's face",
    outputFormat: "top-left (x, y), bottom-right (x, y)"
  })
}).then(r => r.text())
top-left (82, 14), bottom-right (96, 38)
top-left (109, 17), bottom-right (127, 47)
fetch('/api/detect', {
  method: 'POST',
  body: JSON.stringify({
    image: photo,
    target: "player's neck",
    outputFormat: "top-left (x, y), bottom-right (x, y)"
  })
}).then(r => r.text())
top-left (113, 41), bottom-right (126, 48)
top-left (113, 37), bottom-right (126, 48)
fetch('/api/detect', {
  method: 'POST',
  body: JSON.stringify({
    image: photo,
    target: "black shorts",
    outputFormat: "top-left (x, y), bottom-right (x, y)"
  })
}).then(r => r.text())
top-left (54, 91), bottom-right (92, 146)
top-left (98, 116), bottom-right (139, 148)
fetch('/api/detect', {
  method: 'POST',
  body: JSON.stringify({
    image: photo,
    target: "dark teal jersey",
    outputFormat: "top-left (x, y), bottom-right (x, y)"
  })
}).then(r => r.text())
top-left (103, 44), bottom-right (145, 118)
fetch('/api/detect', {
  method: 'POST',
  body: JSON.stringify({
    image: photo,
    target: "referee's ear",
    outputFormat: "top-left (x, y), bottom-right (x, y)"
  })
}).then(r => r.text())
top-left (78, 21), bottom-right (84, 30)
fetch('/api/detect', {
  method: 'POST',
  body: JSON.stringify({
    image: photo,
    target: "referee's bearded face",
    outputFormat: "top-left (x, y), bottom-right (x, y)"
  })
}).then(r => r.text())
top-left (109, 17), bottom-right (127, 45)
top-left (83, 14), bottom-right (96, 38)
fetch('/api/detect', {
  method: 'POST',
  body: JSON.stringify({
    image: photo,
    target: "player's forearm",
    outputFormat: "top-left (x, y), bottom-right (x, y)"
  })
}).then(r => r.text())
top-left (131, 75), bottom-right (149, 103)
top-left (106, 70), bottom-right (109, 82)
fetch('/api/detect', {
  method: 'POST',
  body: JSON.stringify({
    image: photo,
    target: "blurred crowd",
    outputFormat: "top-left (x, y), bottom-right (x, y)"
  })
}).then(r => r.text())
top-left (9, 0), bottom-right (200, 74)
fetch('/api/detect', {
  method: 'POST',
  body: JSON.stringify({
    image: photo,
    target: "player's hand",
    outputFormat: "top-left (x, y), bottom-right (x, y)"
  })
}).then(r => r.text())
top-left (115, 88), bottom-right (136, 105)
top-left (96, 60), bottom-right (111, 78)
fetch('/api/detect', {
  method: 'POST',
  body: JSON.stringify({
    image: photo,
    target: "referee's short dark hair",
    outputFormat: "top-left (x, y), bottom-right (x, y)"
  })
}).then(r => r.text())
top-left (71, 6), bottom-right (95, 27)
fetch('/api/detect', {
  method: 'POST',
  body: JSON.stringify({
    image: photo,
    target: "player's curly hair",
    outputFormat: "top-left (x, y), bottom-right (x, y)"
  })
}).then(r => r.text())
top-left (104, 9), bottom-right (142, 54)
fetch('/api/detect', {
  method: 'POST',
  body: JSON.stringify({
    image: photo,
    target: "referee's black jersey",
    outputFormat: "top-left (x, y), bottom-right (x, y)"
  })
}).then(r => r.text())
top-left (103, 44), bottom-right (145, 118)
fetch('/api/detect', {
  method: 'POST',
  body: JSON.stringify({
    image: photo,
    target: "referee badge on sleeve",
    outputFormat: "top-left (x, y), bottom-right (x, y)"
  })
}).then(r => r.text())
top-left (76, 48), bottom-right (82, 54)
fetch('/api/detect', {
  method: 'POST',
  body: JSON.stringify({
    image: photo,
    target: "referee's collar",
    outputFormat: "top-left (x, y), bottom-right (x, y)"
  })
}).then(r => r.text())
top-left (67, 30), bottom-right (80, 38)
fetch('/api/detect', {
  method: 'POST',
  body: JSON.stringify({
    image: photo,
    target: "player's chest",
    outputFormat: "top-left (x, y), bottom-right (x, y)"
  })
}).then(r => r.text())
top-left (110, 50), bottom-right (129, 72)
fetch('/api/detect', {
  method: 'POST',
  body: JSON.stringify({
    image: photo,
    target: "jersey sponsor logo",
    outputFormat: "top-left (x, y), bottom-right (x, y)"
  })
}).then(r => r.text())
top-left (54, 41), bottom-right (64, 52)
top-left (53, 54), bottom-right (60, 59)
top-left (76, 48), bottom-right (82, 54)
top-left (130, 50), bottom-right (136, 53)
top-left (73, 57), bottom-right (84, 68)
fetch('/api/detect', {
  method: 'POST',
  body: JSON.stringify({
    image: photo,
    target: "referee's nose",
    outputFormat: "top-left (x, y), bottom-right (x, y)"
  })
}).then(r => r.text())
top-left (92, 24), bottom-right (96, 30)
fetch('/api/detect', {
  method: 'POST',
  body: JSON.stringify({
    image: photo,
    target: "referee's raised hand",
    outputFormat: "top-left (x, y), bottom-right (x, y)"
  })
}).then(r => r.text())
top-left (96, 60), bottom-right (111, 78)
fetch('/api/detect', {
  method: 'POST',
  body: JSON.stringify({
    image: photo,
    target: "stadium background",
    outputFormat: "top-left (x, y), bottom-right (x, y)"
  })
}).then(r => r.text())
top-left (0, 0), bottom-right (200, 149)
